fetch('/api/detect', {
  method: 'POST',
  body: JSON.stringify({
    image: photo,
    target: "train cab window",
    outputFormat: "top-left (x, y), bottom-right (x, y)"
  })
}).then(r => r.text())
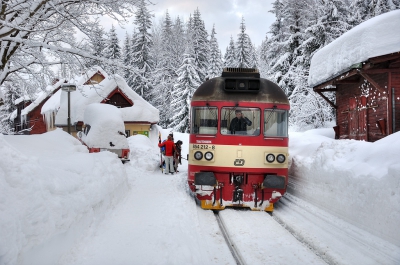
top-left (264, 109), bottom-right (288, 137)
top-left (221, 107), bottom-right (260, 136)
top-left (191, 107), bottom-right (218, 135)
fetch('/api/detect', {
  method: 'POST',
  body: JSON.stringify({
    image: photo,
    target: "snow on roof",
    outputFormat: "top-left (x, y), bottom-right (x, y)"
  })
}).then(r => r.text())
top-left (41, 89), bottom-right (62, 114)
top-left (80, 103), bottom-right (129, 149)
top-left (10, 109), bottom-right (17, 120)
top-left (54, 74), bottom-right (159, 125)
top-left (42, 66), bottom-right (107, 115)
top-left (69, 66), bottom-right (109, 86)
top-left (14, 95), bottom-right (31, 105)
top-left (21, 79), bottom-right (66, 116)
top-left (308, 10), bottom-right (400, 87)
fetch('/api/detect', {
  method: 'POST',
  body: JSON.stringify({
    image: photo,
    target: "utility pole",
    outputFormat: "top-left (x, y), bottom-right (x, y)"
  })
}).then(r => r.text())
top-left (61, 84), bottom-right (77, 134)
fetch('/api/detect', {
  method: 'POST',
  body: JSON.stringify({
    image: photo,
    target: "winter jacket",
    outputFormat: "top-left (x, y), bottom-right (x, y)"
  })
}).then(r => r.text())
top-left (175, 143), bottom-right (182, 163)
top-left (158, 139), bottom-right (175, 156)
top-left (229, 117), bottom-right (252, 133)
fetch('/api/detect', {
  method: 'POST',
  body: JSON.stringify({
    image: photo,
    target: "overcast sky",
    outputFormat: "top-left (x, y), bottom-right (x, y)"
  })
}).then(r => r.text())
top-left (104, 0), bottom-right (276, 55)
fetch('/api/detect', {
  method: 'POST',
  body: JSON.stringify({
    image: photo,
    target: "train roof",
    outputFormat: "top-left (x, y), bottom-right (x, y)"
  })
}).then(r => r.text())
top-left (192, 74), bottom-right (289, 104)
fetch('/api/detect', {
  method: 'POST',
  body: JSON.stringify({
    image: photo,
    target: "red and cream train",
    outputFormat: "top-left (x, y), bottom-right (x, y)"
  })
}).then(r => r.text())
top-left (187, 68), bottom-right (289, 212)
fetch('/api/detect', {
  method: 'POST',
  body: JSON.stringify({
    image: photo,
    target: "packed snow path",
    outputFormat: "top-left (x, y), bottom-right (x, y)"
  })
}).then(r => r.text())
top-left (58, 168), bottom-right (235, 265)
top-left (57, 164), bottom-right (326, 265)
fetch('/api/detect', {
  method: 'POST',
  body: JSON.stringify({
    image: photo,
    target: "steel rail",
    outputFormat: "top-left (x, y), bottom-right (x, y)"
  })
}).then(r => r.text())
top-left (213, 211), bottom-right (246, 265)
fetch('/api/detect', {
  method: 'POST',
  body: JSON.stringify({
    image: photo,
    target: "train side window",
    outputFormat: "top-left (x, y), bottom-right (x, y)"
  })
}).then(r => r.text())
top-left (191, 107), bottom-right (218, 135)
top-left (264, 109), bottom-right (288, 137)
top-left (221, 107), bottom-right (260, 136)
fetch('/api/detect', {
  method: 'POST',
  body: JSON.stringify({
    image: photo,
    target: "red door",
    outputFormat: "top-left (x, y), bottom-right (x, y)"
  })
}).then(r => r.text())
top-left (348, 96), bottom-right (368, 141)
top-left (358, 96), bottom-right (368, 141)
top-left (348, 97), bottom-right (358, 140)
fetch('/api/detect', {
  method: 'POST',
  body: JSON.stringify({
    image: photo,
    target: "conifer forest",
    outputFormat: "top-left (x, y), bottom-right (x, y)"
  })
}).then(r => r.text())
top-left (1, 0), bottom-right (399, 133)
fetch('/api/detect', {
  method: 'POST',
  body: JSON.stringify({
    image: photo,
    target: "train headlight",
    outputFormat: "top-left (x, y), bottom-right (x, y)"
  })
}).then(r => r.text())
top-left (277, 154), bottom-right (286, 163)
top-left (266, 154), bottom-right (275, 163)
top-left (194, 151), bottom-right (203, 160)
top-left (204, 151), bottom-right (214, 161)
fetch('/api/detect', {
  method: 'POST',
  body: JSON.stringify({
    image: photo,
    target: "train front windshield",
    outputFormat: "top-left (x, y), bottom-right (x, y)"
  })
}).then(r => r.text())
top-left (264, 109), bottom-right (288, 137)
top-left (191, 107), bottom-right (288, 137)
top-left (221, 107), bottom-right (260, 135)
top-left (191, 107), bottom-right (218, 135)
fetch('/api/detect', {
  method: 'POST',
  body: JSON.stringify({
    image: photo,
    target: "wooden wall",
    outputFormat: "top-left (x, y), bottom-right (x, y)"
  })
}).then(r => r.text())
top-left (336, 73), bottom-right (390, 142)
top-left (393, 73), bottom-right (400, 133)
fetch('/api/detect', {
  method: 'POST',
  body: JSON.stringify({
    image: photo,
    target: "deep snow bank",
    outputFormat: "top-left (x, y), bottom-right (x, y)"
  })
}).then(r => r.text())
top-left (288, 129), bottom-right (400, 247)
top-left (0, 129), bottom-right (130, 265)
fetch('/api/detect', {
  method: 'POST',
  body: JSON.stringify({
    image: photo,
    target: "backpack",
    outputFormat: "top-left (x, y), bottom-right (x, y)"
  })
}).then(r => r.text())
top-left (161, 140), bottom-right (166, 155)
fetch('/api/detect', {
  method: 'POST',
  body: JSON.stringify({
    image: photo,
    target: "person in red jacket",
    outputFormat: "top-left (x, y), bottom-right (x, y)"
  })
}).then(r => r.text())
top-left (158, 135), bottom-right (176, 174)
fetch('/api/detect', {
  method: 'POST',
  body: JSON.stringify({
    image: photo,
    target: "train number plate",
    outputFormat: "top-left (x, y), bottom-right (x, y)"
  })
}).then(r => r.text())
top-left (192, 144), bottom-right (215, 150)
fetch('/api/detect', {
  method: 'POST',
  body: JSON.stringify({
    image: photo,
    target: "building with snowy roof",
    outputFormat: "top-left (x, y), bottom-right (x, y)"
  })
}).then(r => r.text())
top-left (309, 10), bottom-right (400, 142)
top-left (49, 66), bottom-right (159, 138)
top-left (12, 81), bottom-right (65, 134)
top-left (15, 66), bottom-right (159, 138)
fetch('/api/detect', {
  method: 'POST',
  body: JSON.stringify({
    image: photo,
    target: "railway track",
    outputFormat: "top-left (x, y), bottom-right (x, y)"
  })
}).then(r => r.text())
top-left (212, 208), bottom-right (327, 265)
top-left (213, 210), bottom-right (246, 265)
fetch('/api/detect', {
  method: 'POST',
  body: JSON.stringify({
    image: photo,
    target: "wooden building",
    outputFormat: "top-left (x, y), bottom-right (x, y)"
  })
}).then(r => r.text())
top-left (309, 10), bottom-right (400, 142)
top-left (313, 53), bottom-right (400, 142)
top-left (50, 66), bottom-right (159, 138)
top-left (13, 80), bottom-right (65, 135)
top-left (13, 66), bottom-right (159, 138)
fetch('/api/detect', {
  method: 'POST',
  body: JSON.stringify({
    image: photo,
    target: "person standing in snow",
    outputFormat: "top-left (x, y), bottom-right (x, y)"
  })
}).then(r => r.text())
top-left (158, 135), bottom-right (176, 174)
top-left (174, 140), bottom-right (183, 172)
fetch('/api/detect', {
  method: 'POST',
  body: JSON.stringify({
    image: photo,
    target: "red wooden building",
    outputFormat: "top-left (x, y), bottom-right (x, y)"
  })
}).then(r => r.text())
top-left (309, 10), bottom-right (400, 142)
top-left (313, 53), bottom-right (400, 142)
top-left (12, 79), bottom-right (65, 135)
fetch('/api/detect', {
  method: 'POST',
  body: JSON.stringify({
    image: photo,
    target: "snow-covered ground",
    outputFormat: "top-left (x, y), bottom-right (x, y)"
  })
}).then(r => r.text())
top-left (1, 127), bottom-right (399, 265)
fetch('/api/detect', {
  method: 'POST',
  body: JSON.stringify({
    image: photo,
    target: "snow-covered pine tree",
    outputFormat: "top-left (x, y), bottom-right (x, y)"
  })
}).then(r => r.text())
top-left (264, 0), bottom-right (285, 82)
top-left (85, 24), bottom-right (107, 69)
top-left (206, 25), bottom-right (223, 79)
top-left (288, 70), bottom-right (336, 130)
top-left (130, 0), bottom-right (154, 102)
top-left (124, 27), bottom-right (139, 89)
top-left (150, 11), bottom-right (176, 127)
top-left (224, 36), bottom-right (237, 68)
top-left (235, 17), bottom-right (254, 68)
top-left (190, 8), bottom-right (209, 82)
top-left (171, 16), bottom-right (186, 72)
top-left (250, 43), bottom-right (258, 69)
top-left (257, 34), bottom-right (270, 78)
top-left (170, 51), bottom-right (202, 133)
top-left (104, 25), bottom-right (122, 75)
top-left (122, 32), bottom-right (132, 84)
top-left (269, 0), bottom-right (307, 97)
top-left (0, 83), bottom-right (20, 134)
top-left (315, 0), bottom-right (352, 46)
top-left (284, 0), bottom-right (350, 129)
